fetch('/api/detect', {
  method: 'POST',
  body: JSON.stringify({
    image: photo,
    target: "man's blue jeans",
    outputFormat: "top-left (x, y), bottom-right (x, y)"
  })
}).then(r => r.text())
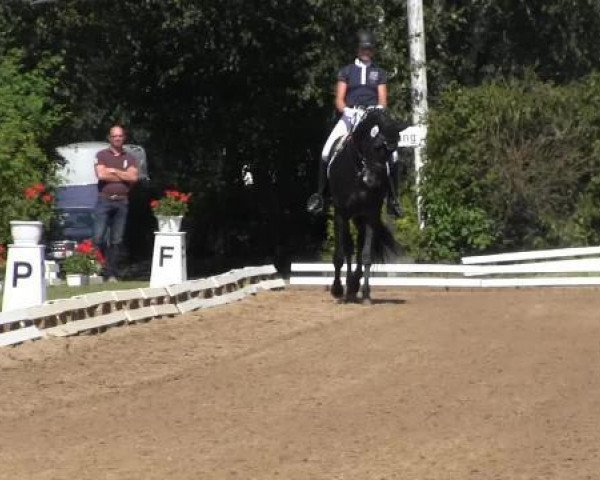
top-left (93, 197), bottom-right (128, 278)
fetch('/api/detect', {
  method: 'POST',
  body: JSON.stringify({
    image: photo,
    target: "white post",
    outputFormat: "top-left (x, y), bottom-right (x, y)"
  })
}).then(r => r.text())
top-left (407, 0), bottom-right (429, 228)
top-left (150, 232), bottom-right (187, 287)
top-left (2, 245), bottom-right (46, 311)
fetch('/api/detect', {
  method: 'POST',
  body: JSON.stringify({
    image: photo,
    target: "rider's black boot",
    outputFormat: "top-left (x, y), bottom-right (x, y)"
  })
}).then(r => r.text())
top-left (307, 161), bottom-right (328, 215)
top-left (386, 160), bottom-right (403, 218)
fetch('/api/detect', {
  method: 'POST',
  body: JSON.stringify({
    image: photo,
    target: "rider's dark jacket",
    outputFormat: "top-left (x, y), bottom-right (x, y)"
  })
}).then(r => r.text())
top-left (338, 59), bottom-right (387, 107)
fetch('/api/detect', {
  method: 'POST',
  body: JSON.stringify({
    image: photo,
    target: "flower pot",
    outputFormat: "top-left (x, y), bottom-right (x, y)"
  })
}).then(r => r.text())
top-left (88, 273), bottom-right (104, 285)
top-left (155, 215), bottom-right (183, 233)
top-left (66, 273), bottom-right (89, 287)
top-left (10, 220), bottom-right (43, 245)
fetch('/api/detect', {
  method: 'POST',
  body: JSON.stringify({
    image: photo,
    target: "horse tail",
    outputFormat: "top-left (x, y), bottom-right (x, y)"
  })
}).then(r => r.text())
top-left (371, 218), bottom-right (398, 263)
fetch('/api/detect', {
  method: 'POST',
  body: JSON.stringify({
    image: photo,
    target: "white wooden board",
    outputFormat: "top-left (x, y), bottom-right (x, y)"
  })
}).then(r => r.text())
top-left (462, 246), bottom-right (600, 264)
top-left (0, 326), bottom-right (44, 346)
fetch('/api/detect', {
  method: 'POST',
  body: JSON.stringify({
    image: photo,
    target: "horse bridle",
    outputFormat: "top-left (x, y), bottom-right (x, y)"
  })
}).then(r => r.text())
top-left (347, 137), bottom-right (388, 189)
top-left (350, 122), bottom-right (396, 186)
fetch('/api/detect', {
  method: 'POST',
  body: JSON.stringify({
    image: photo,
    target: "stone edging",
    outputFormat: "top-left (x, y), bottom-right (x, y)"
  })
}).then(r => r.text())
top-left (0, 265), bottom-right (285, 347)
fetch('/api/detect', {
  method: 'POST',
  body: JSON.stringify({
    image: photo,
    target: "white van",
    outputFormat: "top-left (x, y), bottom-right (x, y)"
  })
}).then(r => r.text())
top-left (48, 142), bottom-right (149, 260)
top-left (56, 142), bottom-right (149, 189)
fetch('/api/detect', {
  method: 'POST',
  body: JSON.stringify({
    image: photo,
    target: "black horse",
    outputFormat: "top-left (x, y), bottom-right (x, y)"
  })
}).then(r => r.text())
top-left (328, 107), bottom-right (408, 302)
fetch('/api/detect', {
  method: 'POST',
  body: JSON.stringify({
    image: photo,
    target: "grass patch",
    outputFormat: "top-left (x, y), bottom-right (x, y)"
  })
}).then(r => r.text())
top-left (1, 280), bottom-right (149, 311)
top-left (47, 281), bottom-right (149, 301)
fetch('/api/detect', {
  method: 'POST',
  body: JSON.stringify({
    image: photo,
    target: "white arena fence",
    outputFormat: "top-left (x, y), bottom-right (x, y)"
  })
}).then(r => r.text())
top-left (290, 246), bottom-right (600, 289)
top-left (0, 265), bottom-right (284, 348)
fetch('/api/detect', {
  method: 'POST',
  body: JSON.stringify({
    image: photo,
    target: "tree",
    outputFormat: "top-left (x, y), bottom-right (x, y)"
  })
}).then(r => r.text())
top-left (425, 0), bottom-right (600, 89)
top-left (3, 0), bottom-right (600, 265)
top-left (0, 49), bottom-right (66, 244)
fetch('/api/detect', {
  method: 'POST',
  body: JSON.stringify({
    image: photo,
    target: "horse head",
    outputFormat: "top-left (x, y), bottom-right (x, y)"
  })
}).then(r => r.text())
top-left (352, 108), bottom-right (404, 189)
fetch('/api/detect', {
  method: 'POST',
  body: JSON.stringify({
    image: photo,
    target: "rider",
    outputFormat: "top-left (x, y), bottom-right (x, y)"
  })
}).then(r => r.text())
top-left (306, 30), bottom-right (403, 217)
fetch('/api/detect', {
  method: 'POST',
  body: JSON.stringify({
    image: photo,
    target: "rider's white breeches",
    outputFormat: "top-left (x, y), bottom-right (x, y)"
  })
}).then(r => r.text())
top-left (321, 116), bottom-right (352, 163)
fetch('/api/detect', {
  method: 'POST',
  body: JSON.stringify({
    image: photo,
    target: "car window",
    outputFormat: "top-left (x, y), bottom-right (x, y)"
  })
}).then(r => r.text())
top-left (52, 209), bottom-right (95, 241)
top-left (124, 144), bottom-right (150, 180)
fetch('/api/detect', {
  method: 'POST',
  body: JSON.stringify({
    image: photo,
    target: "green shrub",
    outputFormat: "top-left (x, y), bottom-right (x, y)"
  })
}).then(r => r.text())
top-left (419, 73), bottom-right (600, 260)
top-left (0, 49), bottom-right (66, 245)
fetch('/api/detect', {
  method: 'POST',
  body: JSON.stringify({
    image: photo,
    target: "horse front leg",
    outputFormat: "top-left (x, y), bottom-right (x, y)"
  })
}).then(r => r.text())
top-left (361, 223), bottom-right (374, 303)
top-left (343, 220), bottom-right (356, 302)
top-left (346, 218), bottom-right (364, 299)
top-left (331, 212), bottom-right (345, 299)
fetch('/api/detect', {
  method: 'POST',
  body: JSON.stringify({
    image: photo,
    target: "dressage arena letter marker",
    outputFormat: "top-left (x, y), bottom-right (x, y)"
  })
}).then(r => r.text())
top-left (2, 245), bottom-right (46, 312)
top-left (12, 261), bottom-right (33, 287)
top-left (150, 232), bottom-right (187, 288)
top-left (159, 246), bottom-right (174, 267)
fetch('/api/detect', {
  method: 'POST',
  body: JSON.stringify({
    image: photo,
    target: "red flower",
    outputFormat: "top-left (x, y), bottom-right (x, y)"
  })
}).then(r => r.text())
top-left (18, 183), bottom-right (55, 227)
top-left (75, 239), bottom-right (94, 254)
top-left (63, 239), bottom-right (103, 275)
top-left (24, 187), bottom-right (38, 199)
top-left (151, 188), bottom-right (191, 215)
top-left (95, 249), bottom-right (105, 265)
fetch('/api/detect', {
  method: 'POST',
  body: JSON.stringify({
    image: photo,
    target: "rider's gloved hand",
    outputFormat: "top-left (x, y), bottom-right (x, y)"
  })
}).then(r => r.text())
top-left (343, 106), bottom-right (355, 118)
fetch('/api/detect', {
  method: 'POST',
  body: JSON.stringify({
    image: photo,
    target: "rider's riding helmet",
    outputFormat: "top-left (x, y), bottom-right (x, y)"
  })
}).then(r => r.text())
top-left (357, 30), bottom-right (376, 50)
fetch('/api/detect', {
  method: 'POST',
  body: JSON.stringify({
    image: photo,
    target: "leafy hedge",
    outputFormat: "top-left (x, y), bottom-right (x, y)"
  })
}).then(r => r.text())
top-left (416, 73), bottom-right (600, 261)
top-left (0, 49), bottom-right (65, 245)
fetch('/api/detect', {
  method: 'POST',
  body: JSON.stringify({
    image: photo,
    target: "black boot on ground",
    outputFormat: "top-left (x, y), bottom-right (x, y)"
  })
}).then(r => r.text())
top-left (386, 160), bottom-right (403, 218)
top-left (306, 161), bottom-right (329, 215)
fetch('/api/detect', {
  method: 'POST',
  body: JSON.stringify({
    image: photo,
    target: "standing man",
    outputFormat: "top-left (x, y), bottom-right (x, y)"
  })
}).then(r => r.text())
top-left (306, 30), bottom-right (402, 217)
top-left (93, 125), bottom-right (139, 282)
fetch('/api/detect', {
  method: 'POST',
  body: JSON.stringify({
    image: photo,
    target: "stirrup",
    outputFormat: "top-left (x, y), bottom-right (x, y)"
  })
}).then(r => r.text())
top-left (306, 193), bottom-right (324, 214)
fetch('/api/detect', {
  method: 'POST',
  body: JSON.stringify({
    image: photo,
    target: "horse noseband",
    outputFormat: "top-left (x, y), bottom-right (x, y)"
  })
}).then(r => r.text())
top-left (373, 133), bottom-right (397, 153)
top-left (384, 139), bottom-right (398, 152)
top-left (361, 169), bottom-right (377, 188)
top-left (372, 134), bottom-right (385, 150)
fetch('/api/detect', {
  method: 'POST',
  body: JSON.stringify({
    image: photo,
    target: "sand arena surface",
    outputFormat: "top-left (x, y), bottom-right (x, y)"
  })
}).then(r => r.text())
top-left (1, 286), bottom-right (600, 479)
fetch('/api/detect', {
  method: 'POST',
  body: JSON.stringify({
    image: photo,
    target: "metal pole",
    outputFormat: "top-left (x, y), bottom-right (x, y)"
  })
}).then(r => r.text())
top-left (407, 0), bottom-right (428, 228)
